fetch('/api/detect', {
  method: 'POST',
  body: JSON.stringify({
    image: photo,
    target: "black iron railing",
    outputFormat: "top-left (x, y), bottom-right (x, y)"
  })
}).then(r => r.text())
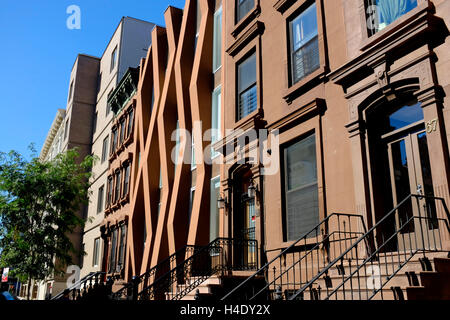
top-left (111, 245), bottom-right (200, 300)
top-left (51, 271), bottom-right (106, 300)
top-left (288, 194), bottom-right (450, 300)
top-left (138, 237), bottom-right (258, 301)
top-left (222, 213), bottom-right (367, 300)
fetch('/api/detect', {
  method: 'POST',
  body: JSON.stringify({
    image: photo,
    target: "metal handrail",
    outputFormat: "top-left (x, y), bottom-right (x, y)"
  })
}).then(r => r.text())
top-left (51, 271), bottom-right (105, 300)
top-left (139, 237), bottom-right (258, 300)
top-left (221, 212), bottom-right (367, 300)
top-left (111, 244), bottom-right (200, 300)
top-left (289, 194), bottom-right (450, 300)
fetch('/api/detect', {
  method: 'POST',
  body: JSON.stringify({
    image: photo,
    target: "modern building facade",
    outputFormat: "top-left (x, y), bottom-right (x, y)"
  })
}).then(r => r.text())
top-left (80, 17), bottom-right (154, 280)
top-left (31, 53), bottom-right (101, 299)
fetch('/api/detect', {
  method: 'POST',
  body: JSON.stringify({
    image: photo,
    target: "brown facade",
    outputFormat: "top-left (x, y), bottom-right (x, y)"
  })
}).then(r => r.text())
top-left (101, 68), bottom-right (138, 282)
top-left (109, 0), bottom-right (450, 300)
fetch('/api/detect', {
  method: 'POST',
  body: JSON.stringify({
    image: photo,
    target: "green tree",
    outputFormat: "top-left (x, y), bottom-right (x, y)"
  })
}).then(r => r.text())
top-left (0, 147), bottom-right (95, 299)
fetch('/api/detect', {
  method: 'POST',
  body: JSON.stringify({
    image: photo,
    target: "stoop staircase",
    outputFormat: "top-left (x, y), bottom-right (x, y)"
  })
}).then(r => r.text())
top-left (113, 194), bottom-right (449, 301)
top-left (221, 194), bottom-right (450, 301)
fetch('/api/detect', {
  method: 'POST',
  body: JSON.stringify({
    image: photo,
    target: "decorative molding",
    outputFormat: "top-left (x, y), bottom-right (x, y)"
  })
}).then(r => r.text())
top-left (273, 0), bottom-right (297, 13)
top-left (231, 3), bottom-right (261, 39)
top-left (268, 98), bottom-right (326, 130)
top-left (226, 20), bottom-right (265, 57)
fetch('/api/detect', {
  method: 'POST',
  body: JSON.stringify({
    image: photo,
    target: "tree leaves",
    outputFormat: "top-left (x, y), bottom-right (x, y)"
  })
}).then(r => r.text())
top-left (0, 147), bottom-right (95, 283)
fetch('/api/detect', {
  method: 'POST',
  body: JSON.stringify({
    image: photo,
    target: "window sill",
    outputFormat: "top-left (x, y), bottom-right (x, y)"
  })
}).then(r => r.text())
top-left (120, 194), bottom-right (129, 206)
top-left (232, 5), bottom-right (261, 39)
top-left (283, 65), bottom-right (327, 104)
top-left (234, 109), bottom-right (265, 131)
top-left (359, 2), bottom-right (432, 52)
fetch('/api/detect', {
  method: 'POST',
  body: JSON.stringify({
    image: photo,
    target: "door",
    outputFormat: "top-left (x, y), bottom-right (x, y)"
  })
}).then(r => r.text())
top-left (385, 128), bottom-right (439, 251)
top-left (233, 169), bottom-right (257, 269)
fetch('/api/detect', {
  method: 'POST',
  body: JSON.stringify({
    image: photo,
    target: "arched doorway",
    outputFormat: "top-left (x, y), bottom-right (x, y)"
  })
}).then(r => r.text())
top-left (366, 97), bottom-right (438, 251)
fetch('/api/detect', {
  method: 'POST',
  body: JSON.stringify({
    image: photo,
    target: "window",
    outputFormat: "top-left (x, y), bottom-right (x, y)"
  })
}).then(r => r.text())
top-left (194, 0), bottom-right (201, 52)
top-left (213, 7), bottom-right (222, 72)
top-left (189, 187), bottom-right (196, 224)
top-left (122, 163), bottom-right (131, 198)
top-left (211, 86), bottom-right (221, 158)
top-left (237, 53), bottom-right (257, 120)
top-left (93, 112), bottom-right (98, 134)
top-left (64, 119), bottom-right (69, 140)
top-left (102, 135), bottom-right (109, 163)
top-left (106, 90), bottom-right (113, 116)
top-left (117, 225), bottom-right (127, 272)
top-left (111, 127), bottom-right (118, 154)
top-left (110, 46), bottom-right (118, 72)
top-left (191, 135), bottom-right (196, 170)
top-left (237, 0), bottom-right (254, 22)
top-left (107, 175), bottom-right (113, 207)
top-left (119, 119), bottom-right (126, 145)
top-left (92, 237), bottom-right (100, 267)
top-left (289, 3), bottom-right (319, 85)
top-left (283, 133), bottom-right (319, 241)
top-left (366, 0), bottom-right (418, 36)
top-left (97, 72), bottom-right (102, 94)
top-left (109, 228), bottom-right (118, 274)
top-left (210, 176), bottom-right (221, 241)
top-left (114, 170), bottom-right (121, 203)
top-left (80, 243), bottom-right (85, 269)
top-left (68, 81), bottom-right (74, 102)
top-left (97, 185), bottom-right (104, 214)
top-left (127, 109), bottom-right (134, 139)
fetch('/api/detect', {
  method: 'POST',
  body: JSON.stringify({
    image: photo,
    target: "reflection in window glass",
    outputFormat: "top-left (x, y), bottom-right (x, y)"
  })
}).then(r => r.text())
top-left (366, 0), bottom-right (418, 36)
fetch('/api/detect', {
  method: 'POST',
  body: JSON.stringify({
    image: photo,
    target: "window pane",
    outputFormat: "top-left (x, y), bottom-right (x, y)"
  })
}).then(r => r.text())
top-left (211, 87), bottom-right (221, 158)
top-left (367, 0), bottom-right (417, 35)
top-left (238, 53), bottom-right (257, 120)
top-left (102, 136), bottom-right (109, 163)
top-left (291, 3), bottom-right (318, 51)
top-left (210, 177), bottom-right (221, 241)
top-left (238, 54), bottom-right (256, 92)
top-left (388, 102), bottom-right (423, 131)
top-left (290, 3), bottom-right (319, 84)
top-left (127, 109), bottom-right (134, 138)
top-left (284, 134), bottom-right (319, 241)
top-left (97, 185), bottom-right (104, 213)
top-left (237, 0), bottom-right (254, 22)
top-left (213, 7), bottom-right (222, 71)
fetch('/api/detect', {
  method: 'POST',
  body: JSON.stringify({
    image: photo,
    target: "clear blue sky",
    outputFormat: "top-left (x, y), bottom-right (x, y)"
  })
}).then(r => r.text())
top-left (0, 0), bottom-right (186, 159)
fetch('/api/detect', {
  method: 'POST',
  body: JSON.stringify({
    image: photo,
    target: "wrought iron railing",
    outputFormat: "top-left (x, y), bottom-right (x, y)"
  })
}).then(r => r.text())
top-left (287, 194), bottom-right (450, 300)
top-left (111, 245), bottom-right (200, 300)
top-left (51, 271), bottom-right (106, 300)
top-left (222, 213), bottom-right (367, 300)
top-left (138, 237), bottom-right (258, 301)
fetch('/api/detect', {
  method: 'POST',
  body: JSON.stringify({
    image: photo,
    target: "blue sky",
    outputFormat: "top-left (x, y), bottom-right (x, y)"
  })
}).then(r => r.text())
top-left (0, 0), bottom-right (186, 159)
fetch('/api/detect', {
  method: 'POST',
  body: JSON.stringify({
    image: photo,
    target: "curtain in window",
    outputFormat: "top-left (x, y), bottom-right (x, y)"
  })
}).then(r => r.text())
top-left (377, 0), bottom-right (407, 25)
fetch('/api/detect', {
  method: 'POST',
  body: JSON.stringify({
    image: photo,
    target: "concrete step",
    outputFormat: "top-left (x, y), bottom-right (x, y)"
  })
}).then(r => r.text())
top-left (434, 258), bottom-right (450, 274)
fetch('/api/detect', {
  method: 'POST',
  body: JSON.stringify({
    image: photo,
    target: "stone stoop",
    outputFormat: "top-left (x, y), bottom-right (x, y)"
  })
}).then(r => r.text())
top-left (406, 257), bottom-right (450, 300)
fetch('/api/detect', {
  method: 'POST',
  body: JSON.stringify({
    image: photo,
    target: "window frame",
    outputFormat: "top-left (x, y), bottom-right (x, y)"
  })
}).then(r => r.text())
top-left (92, 237), bottom-right (100, 267)
top-left (212, 6), bottom-right (223, 72)
top-left (281, 0), bottom-right (329, 104)
top-left (236, 51), bottom-right (258, 122)
top-left (102, 135), bottom-right (109, 163)
top-left (110, 46), bottom-right (118, 73)
top-left (281, 132), bottom-right (319, 242)
top-left (288, 2), bottom-right (320, 86)
top-left (272, 104), bottom-right (325, 246)
top-left (97, 185), bottom-right (104, 214)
